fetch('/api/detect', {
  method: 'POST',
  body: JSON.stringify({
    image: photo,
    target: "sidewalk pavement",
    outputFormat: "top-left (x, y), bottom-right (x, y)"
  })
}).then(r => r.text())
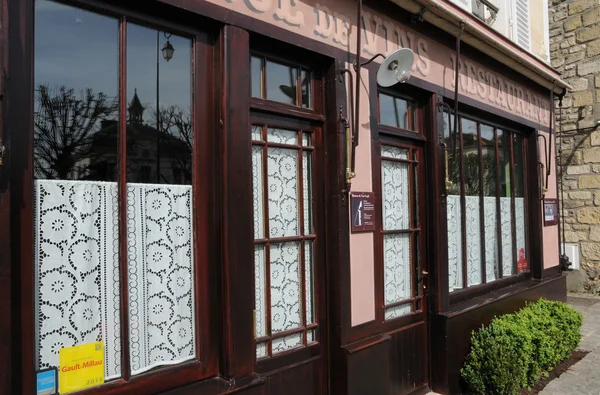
top-left (537, 292), bottom-right (600, 395)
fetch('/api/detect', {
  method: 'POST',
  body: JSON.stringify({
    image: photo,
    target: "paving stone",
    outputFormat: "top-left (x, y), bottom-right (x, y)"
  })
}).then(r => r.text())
top-left (539, 294), bottom-right (600, 395)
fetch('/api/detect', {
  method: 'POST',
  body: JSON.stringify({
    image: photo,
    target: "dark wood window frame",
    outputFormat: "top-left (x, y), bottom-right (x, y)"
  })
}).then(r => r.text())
top-left (444, 108), bottom-right (534, 306)
top-left (249, 52), bottom-right (327, 375)
top-left (375, 139), bottom-right (427, 333)
top-left (20, 1), bottom-right (218, 394)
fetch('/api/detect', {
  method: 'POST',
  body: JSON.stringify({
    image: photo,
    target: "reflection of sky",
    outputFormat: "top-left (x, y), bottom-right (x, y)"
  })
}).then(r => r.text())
top-left (480, 124), bottom-right (494, 141)
top-left (35, 0), bottom-right (192, 123)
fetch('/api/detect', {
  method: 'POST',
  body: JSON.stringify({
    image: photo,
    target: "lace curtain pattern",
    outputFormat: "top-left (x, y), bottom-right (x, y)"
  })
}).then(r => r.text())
top-left (515, 198), bottom-right (526, 266)
top-left (381, 146), bottom-right (412, 320)
top-left (447, 195), bottom-right (463, 291)
top-left (447, 195), bottom-right (522, 289)
top-left (34, 180), bottom-right (196, 380)
top-left (501, 197), bottom-right (514, 276)
top-left (484, 197), bottom-right (499, 282)
top-left (34, 180), bottom-right (121, 380)
top-left (252, 126), bottom-right (315, 358)
top-left (127, 183), bottom-right (195, 375)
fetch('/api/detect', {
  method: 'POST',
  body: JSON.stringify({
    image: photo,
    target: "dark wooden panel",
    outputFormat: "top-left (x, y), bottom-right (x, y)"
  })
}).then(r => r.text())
top-left (0, 0), bottom-right (10, 392)
top-left (216, 25), bottom-right (255, 379)
top-left (430, 275), bottom-right (567, 394)
top-left (389, 323), bottom-right (428, 395)
top-left (266, 358), bottom-right (325, 395)
top-left (346, 335), bottom-right (390, 395)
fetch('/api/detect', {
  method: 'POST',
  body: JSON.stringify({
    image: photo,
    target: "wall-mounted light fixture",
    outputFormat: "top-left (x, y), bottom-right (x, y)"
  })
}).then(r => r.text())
top-left (339, 47), bottom-right (415, 189)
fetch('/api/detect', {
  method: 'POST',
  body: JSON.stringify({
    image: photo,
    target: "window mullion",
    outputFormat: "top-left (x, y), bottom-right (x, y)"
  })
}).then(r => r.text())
top-left (118, 16), bottom-right (132, 381)
top-left (477, 123), bottom-right (487, 284)
top-left (261, 126), bottom-right (273, 357)
top-left (459, 117), bottom-right (468, 290)
top-left (298, 141), bottom-right (307, 345)
top-left (494, 128), bottom-right (504, 279)
top-left (509, 133), bottom-right (518, 275)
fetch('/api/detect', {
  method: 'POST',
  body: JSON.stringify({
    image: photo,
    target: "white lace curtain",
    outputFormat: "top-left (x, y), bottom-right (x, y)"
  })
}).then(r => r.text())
top-left (34, 180), bottom-right (195, 380)
top-left (381, 146), bottom-right (412, 320)
top-left (447, 195), bottom-right (526, 290)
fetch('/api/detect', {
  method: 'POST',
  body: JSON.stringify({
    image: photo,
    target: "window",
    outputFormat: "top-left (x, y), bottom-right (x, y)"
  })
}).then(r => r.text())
top-left (443, 111), bottom-right (529, 292)
top-left (251, 55), bottom-right (312, 108)
top-left (33, 1), bottom-right (208, 392)
top-left (251, 124), bottom-right (318, 358)
top-left (379, 144), bottom-right (422, 319)
top-left (377, 92), bottom-right (421, 133)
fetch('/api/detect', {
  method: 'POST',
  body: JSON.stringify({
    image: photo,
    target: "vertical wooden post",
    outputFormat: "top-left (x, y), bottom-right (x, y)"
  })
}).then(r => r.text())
top-left (216, 24), bottom-right (255, 379)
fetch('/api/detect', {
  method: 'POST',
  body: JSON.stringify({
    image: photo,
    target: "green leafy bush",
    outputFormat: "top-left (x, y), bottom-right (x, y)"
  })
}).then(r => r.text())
top-left (461, 298), bottom-right (583, 395)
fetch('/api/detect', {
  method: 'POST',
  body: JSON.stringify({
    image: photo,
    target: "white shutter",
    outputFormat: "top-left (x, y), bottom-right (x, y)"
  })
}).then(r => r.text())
top-left (514, 0), bottom-right (531, 50)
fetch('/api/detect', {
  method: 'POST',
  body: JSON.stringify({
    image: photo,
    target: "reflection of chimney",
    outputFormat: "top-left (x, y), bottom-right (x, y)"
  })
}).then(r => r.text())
top-left (100, 120), bottom-right (117, 129)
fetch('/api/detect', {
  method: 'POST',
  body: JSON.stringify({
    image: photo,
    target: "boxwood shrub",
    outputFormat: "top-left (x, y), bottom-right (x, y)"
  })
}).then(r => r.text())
top-left (461, 298), bottom-right (583, 395)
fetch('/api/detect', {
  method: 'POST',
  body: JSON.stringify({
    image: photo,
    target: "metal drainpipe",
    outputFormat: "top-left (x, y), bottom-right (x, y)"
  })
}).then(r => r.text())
top-left (354, 0), bottom-right (362, 164)
top-left (450, 22), bottom-right (465, 166)
top-left (557, 92), bottom-right (571, 271)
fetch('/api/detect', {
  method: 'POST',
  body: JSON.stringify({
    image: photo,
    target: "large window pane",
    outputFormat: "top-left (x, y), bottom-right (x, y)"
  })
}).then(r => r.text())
top-left (444, 112), bottom-right (463, 291)
top-left (498, 130), bottom-right (515, 277)
top-left (379, 93), bottom-right (409, 130)
top-left (34, 0), bottom-right (122, 384)
top-left (481, 124), bottom-right (499, 282)
top-left (514, 135), bottom-right (528, 273)
top-left (462, 119), bottom-right (482, 287)
top-left (126, 23), bottom-right (195, 374)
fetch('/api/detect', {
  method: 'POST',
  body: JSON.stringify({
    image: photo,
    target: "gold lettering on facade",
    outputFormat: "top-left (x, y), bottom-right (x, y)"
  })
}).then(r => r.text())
top-left (215, 0), bottom-right (550, 126)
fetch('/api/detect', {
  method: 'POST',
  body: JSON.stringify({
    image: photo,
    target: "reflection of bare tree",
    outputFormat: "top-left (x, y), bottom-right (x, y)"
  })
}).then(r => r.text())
top-left (34, 84), bottom-right (117, 179)
top-left (151, 105), bottom-right (192, 184)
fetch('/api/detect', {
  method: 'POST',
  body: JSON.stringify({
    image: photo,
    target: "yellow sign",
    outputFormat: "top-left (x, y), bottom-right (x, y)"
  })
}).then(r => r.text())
top-left (59, 341), bottom-right (104, 394)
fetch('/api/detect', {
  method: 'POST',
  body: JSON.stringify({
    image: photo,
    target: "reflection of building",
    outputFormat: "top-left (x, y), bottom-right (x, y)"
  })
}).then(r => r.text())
top-left (82, 90), bottom-right (192, 184)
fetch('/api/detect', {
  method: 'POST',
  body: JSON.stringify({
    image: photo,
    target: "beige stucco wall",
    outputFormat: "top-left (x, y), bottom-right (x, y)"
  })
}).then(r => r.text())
top-left (531, 0), bottom-right (550, 61)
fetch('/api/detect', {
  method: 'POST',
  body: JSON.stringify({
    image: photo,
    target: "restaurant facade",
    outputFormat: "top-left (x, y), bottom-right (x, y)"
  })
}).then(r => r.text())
top-left (0, 0), bottom-right (571, 394)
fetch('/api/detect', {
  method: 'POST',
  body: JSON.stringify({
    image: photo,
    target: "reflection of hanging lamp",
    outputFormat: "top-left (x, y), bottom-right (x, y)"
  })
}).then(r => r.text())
top-left (162, 32), bottom-right (175, 61)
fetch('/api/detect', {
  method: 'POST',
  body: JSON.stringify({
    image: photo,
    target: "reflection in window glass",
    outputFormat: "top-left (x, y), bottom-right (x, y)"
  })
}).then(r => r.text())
top-left (251, 56), bottom-right (312, 108)
top-left (34, 0), bottom-right (118, 181)
top-left (462, 118), bottom-right (482, 287)
top-left (33, 0), bottom-right (122, 384)
top-left (498, 130), bottom-right (515, 277)
top-left (444, 111), bottom-right (463, 291)
top-left (126, 24), bottom-right (192, 185)
top-left (379, 93), bottom-right (409, 129)
top-left (251, 56), bottom-right (262, 98)
top-left (266, 60), bottom-right (297, 106)
top-left (126, 23), bottom-right (195, 375)
top-left (481, 124), bottom-right (499, 282)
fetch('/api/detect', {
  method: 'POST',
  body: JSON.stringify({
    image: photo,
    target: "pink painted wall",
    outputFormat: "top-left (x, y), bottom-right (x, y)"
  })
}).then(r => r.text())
top-left (539, 130), bottom-right (560, 268)
top-left (348, 66), bottom-right (376, 326)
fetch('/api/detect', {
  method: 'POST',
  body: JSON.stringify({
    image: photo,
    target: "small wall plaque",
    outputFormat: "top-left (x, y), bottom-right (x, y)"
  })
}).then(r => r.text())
top-left (350, 192), bottom-right (376, 232)
top-left (544, 198), bottom-right (559, 226)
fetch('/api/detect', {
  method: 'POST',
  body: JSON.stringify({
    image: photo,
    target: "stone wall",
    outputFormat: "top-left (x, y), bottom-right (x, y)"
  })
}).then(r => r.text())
top-left (550, 0), bottom-right (600, 294)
